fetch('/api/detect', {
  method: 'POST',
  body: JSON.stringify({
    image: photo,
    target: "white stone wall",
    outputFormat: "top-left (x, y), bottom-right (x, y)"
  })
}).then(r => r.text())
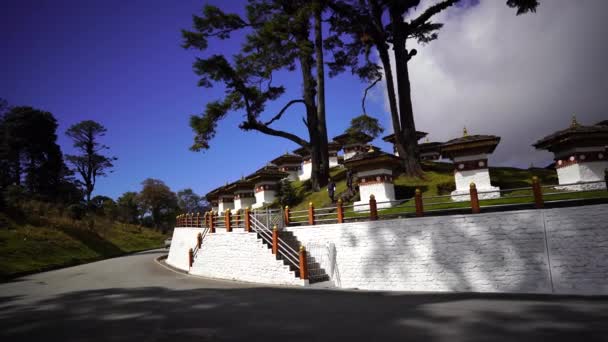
top-left (556, 161), bottom-right (608, 189)
top-left (544, 205), bottom-right (608, 295)
top-left (452, 169), bottom-right (500, 201)
top-left (234, 197), bottom-right (256, 211)
top-left (253, 190), bottom-right (277, 209)
top-left (299, 161), bottom-right (312, 181)
top-left (190, 231), bottom-right (307, 286)
top-left (218, 201), bottom-right (234, 213)
top-left (166, 227), bottom-right (206, 271)
top-left (355, 182), bottom-right (396, 212)
top-left (285, 204), bottom-right (608, 295)
top-left (329, 156), bottom-right (339, 168)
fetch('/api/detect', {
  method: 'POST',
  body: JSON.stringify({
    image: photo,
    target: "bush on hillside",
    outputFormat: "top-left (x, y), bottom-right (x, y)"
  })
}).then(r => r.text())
top-left (67, 203), bottom-right (87, 220)
top-left (436, 181), bottom-right (456, 195)
top-left (277, 179), bottom-right (299, 208)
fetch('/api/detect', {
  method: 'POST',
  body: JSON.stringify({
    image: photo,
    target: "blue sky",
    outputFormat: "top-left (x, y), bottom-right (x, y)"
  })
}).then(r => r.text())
top-left (1, 0), bottom-right (393, 199)
top-left (3, 0), bottom-right (607, 199)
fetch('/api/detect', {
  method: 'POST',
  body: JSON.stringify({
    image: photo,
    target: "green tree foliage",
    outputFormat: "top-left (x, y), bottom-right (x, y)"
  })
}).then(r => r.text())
top-left (138, 178), bottom-right (178, 231)
top-left (276, 178), bottom-right (299, 207)
top-left (65, 120), bottom-right (116, 204)
top-left (326, 0), bottom-right (538, 176)
top-left (116, 191), bottom-right (141, 224)
top-left (345, 114), bottom-right (384, 141)
top-left (182, 0), bottom-right (331, 190)
top-left (0, 106), bottom-right (76, 201)
top-left (177, 188), bottom-right (208, 214)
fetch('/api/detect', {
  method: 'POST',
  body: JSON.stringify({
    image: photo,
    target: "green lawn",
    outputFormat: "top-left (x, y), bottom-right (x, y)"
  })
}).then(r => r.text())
top-left (285, 162), bottom-right (606, 223)
top-left (0, 214), bottom-right (166, 279)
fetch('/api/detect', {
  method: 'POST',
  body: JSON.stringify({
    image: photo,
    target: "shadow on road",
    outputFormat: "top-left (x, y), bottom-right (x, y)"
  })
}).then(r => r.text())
top-left (1, 286), bottom-right (607, 341)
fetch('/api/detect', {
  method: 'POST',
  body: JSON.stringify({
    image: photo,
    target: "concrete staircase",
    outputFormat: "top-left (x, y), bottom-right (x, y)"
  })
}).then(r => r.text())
top-left (255, 229), bottom-right (330, 284)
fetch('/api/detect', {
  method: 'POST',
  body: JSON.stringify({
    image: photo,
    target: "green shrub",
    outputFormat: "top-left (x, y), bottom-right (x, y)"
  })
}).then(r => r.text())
top-left (436, 181), bottom-right (456, 195)
top-left (67, 203), bottom-right (87, 220)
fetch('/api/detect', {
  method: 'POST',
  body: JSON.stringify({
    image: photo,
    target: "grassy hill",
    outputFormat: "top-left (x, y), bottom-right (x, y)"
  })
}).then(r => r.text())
top-left (0, 204), bottom-right (166, 279)
top-left (288, 161), bottom-right (560, 212)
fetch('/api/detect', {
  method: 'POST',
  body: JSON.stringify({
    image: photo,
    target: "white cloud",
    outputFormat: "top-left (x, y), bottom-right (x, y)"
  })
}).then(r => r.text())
top-left (382, 0), bottom-right (608, 168)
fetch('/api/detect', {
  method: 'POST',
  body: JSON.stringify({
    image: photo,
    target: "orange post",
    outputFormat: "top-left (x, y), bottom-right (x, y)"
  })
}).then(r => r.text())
top-left (272, 225), bottom-right (278, 255)
top-left (210, 211), bottom-right (215, 233)
top-left (225, 209), bottom-right (232, 232)
top-left (188, 248), bottom-right (194, 268)
top-left (369, 195), bottom-right (378, 221)
top-left (245, 208), bottom-right (251, 232)
top-left (196, 212), bottom-right (200, 227)
top-left (336, 199), bottom-right (344, 223)
top-left (470, 182), bottom-right (480, 214)
top-left (235, 209), bottom-right (241, 228)
top-left (532, 176), bottom-right (544, 209)
top-left (284, 206), bottom-right (290, 226)
top-left (299, 246), bottom-right (308, 280)
top-left (197, 232), bottom-right (202, 249)
top-left (415, 189), bottom-right (424, 217)
top-left (308, 202), bottom-right (315, 225)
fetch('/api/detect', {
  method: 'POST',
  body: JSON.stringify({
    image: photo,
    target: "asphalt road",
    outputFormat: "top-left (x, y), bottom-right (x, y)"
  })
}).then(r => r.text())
top-left (1, 250), bottom-right (607, 342)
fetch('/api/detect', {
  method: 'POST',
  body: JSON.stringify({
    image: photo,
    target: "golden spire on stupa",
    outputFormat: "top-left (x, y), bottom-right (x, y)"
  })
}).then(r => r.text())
top-left (570, 114), bottom-right (579, 128)
top-left (463, 126), bottom-right (469, 137)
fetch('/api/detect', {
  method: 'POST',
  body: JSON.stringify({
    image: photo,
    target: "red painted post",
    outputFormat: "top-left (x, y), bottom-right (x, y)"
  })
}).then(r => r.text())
top-left (308, 202), bottom-right (315, 225)
top-left (188, 248), bottom-right (194, 268)
top-left (284, 206), bottom-right (290, 226)
top-left (470, 182), bottom-right (480, 214)
top-left (336, 199), bottom-right (344, 223)
top-left (210, 211), bottom-right (215, 233)
top-left (369, 195), bottom-right (378, 221)
top-left (415, 189), bottom-right (424, 217)
top-left (197, 232), bottom-right (202, 249)
top-left (225, 209), bottom-right (232, 232)
top-left (532, 176), bottom-right (544, 209)
top-left (245, 208), bottom-right (251, 232)
top-left (272, 225), bottom-right (278, 255)
top-left (299, 246), bottom-right (308, 280)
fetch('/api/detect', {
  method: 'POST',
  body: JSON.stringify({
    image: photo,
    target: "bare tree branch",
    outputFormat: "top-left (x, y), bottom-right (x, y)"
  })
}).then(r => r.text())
top-left (361, 76), bottom-right (382, 114)
top-left (263, 99), bottom-right (305, 126)
top-left (409, 0), bottom-right (458, 30)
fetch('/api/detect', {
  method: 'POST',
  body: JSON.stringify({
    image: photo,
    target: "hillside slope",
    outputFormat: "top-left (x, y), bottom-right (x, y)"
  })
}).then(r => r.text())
top-left (0, 209), bottom-right (166, 279)
top-left (289, 161), bottom-right (559, 211)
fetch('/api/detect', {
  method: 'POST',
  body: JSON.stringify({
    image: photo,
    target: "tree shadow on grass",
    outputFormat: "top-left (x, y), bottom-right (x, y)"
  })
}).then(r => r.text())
top-left (0, 286), bottom-right (607, 341)
top-left (57, 226), bottom-right (123, 257)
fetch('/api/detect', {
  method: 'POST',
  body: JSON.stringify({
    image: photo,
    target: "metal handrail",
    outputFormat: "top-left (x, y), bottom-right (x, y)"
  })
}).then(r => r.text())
top-left (250, 215), bottom-right (300, 270)
top-left (540, 180), bottom-right (604, 188)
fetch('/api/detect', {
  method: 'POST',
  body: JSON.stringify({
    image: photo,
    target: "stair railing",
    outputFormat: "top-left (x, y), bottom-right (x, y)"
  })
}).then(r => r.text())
top-left (249, 214), bottom-right (301, 273)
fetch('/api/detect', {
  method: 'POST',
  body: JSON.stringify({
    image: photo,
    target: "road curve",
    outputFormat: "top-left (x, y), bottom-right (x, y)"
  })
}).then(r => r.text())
top-left (1, 250), bottom-right (607, 341)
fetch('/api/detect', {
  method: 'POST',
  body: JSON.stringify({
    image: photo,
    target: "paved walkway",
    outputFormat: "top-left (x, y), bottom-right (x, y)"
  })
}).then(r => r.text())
top-left (1, 250), bottom-right (607, 341)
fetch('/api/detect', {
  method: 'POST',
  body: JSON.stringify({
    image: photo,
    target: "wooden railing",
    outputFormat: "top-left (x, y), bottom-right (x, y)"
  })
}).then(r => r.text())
top-left (283, 178), bottom-right (608, 226)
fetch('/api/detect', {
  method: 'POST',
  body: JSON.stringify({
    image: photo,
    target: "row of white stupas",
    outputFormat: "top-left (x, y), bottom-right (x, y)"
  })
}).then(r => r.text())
top-left (205, 117), bottom-right (608, 212)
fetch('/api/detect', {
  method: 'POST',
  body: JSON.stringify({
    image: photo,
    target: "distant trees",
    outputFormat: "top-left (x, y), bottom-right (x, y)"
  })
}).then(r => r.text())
top-left (116, 191), bottom-right (141, 224)
top-left (344, 114), bottom-right (384, 141)
top-left (177, 188), bottom-right (209, 214)
top-left (326, 0), bottom-right (539, 175)
top-left (65, 120), bottom-right (116, 204)
top-left (138, 178), bottom-right (179, 231)
top-left (0, 105), bottom-right (78, 202)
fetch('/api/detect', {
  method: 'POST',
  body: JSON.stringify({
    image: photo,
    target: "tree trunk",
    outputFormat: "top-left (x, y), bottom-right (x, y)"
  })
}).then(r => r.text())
top-left (296, 22), bottom-right (327, 191)
top-left (314, 2), bottom-right (330, 187)
top-left (389, 9), bottom-right (423, 177)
